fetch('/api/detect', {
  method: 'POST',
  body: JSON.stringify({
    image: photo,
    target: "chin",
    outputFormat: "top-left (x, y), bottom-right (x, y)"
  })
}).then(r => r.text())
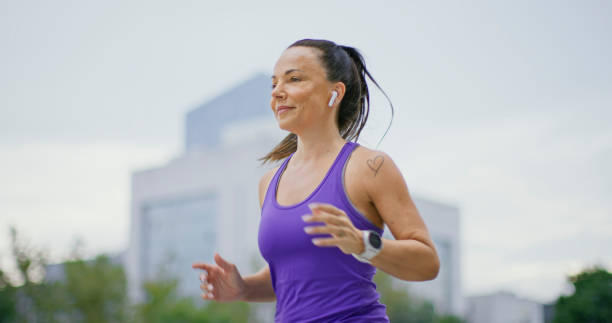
top-left (275, 117), bottom-right (298, 133)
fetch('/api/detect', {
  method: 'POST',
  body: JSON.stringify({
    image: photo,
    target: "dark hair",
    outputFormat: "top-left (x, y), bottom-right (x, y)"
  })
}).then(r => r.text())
top-left (260, 39), bottom-right (393, 164)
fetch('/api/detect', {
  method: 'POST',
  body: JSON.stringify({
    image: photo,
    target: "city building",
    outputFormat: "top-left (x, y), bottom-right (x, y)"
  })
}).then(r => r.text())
top-left (467, 291), bottom-right (545, 323)
top-left (125, 74), bottom-right (279, 304)
top-left (397, 197), bottom-right (463, 316)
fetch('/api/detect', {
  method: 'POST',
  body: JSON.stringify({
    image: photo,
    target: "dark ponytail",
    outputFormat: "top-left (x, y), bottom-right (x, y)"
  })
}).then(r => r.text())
top-left (260, 39), bottom-right (393, 164)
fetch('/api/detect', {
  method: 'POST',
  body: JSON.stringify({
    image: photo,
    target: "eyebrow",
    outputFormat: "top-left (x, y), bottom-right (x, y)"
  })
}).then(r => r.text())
top-left (271, 69), bottom-right (303, 79)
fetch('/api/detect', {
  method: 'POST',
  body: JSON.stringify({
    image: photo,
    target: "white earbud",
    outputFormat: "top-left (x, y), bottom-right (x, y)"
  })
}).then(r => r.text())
top-left (328, 91), bottom-right (338, 107)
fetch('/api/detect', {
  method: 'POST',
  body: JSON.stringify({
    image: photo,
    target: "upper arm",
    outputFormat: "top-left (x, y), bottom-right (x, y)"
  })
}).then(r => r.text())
top-left (359, 150), bottom-right (434, 248)
top-left (258, 167), bottom-right (278, 209)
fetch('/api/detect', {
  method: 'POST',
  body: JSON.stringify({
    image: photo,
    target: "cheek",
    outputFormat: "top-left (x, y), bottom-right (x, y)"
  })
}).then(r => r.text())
top-left (302, 90), bottom-right (327, 114)
top-left (292, 85), bottom-right (319, 107)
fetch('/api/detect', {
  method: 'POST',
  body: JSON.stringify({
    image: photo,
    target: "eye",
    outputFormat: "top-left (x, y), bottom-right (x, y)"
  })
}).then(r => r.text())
top-left (271, 83), bottom-right (276, 89)
top-left (290, 76), bottom-right (300, 82)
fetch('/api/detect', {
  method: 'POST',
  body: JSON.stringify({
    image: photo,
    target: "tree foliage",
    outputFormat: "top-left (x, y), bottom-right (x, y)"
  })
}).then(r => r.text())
top-left (0, 269), bottom-right (17, 323)
top-left (2, 226), bottom-right (468, 322)
top-left (0, 226), bottom-right (251, 323)
top-left (553, 266), bottom-right (612, 323)
top-left (0, 227), bottom-right (127, 322)
top-left (374, 271), bottom-right (465, 323)
top-left (135, 277), bottom-right (251, 323)
top-left (61, 256), bottom-right (128, 322)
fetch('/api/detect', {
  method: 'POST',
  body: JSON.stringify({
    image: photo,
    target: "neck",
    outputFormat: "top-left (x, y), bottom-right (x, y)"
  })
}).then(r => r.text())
top-left (292, 123), bottom-right (346, 163)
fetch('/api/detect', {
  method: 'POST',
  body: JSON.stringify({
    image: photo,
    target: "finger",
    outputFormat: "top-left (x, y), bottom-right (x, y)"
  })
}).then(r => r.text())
top-left (309, 203), bottom-right (346, 217)
top-left (192, 262), bottom-right (217, 272)
top-left (201, 292), bottom-right (215, 300)
top-left (311, 237), bottom-right (341, 247)
top-left (193, 263), bottom-right (222, 282)
top-left (304, 224), bottom-right (344, 236)
top-left (199, 275), bottom-right (211, 288)
top-left (193, 263), bottom-right (221, 278)
top-left (200, 283), bottom-right (214, 292)
top-left (214, 253), bottom-right (235, 272)
top-left (199, 280), bottom-right (215, 298)
top-left (303, 212), bottom-right (348, 226)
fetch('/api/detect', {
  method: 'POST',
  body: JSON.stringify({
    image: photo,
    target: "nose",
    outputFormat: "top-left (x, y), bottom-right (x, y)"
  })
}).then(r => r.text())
top-left (271, 82), bottom-right (287, 101)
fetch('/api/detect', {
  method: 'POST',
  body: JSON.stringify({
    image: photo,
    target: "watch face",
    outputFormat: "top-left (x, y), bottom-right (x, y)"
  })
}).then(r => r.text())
top-left (368, 232), bottom-right (382, 249)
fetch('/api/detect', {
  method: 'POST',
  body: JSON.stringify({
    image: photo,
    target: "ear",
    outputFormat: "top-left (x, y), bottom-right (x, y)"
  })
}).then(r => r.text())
top-left (329, 82), bottom-right (346, 108)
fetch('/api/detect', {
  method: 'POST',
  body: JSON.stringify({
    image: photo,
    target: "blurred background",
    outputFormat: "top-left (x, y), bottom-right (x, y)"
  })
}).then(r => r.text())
top-left (1, 1), bottom-right (610, 322)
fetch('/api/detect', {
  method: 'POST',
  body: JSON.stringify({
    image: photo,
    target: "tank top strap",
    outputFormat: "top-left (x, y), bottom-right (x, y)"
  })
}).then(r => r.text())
top-left (262, 153), bottom-right (293, 209)
top-left (328, 141), bottom-right (359, 178)
top-left (262, 142), bottom-right (356, 209)
top-left (328, 141), bottom-right (384, 234)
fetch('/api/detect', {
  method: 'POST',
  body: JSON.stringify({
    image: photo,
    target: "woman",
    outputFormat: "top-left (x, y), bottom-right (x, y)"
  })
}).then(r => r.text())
top-left (192, 39), bottom-right (439, 322)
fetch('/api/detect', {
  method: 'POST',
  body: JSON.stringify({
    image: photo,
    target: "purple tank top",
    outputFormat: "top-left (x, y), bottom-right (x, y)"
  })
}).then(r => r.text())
top-left (258, 141), bottom-right (389, 322)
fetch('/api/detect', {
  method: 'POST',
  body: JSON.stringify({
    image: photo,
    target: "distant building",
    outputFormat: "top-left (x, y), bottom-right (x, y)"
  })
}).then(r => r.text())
top-left (543, 303), bottom-right (556, 323)
top-left (125, 74), bottom-right (278, 304)
top-left (467, 291), bottom-right (545, 323)
top-left (125, 73), bottom-right (464, 319)
top-left (396, 197), bottom-right (463, 316)
top-left (184, 74), bottom-right (272, 152)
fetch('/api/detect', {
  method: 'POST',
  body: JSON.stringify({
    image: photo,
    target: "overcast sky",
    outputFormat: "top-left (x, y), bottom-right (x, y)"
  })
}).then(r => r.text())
top-left (1, 0), bottom-right (610, 304)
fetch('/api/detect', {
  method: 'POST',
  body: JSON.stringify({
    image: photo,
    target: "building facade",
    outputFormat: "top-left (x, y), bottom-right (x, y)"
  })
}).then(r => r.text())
top-left (467, 291), bottom-right (545, 323)
top-left (399, 197), bottom-right (463, 316)
top-left (125, 74), bottom-right (279, 303)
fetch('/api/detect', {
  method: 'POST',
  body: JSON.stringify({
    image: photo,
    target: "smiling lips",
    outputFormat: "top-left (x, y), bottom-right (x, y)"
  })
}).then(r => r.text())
top-left (277, 106), bottom-right (294, 115)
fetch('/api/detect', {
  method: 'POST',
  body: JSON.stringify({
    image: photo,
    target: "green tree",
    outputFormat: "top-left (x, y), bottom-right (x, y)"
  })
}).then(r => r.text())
top-left (60, 255), bottom-right (128, 322)
top-left (0, 227), bottom-right (129, 322)
top-left (2, 226), bottom-right (254, 322)
top-left (3, 226), bottom-right (64, 322)
top-left (136, 277), bottom-right (251, 323)
top-left (553, 266), bottom-right (612, 323)
top-left (0, 268), bottom-right (17, 323)
top-left (374, 271), bottom-right (465, 323)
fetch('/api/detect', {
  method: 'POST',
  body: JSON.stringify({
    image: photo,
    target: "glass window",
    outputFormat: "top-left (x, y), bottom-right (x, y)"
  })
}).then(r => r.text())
top-left (141, 194), bottom-right (217, 297)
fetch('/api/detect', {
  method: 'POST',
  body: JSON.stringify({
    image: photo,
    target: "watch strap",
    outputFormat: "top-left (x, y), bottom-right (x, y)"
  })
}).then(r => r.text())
top-left (352, 230), bottom-right (382, 263)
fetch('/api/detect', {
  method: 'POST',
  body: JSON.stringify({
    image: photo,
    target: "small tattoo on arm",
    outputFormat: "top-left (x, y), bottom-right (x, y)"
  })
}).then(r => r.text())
top-left (366, 155), bottom-right (385, 176)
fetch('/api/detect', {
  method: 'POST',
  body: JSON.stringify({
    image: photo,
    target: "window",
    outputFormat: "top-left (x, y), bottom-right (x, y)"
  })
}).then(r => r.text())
top-left (141, 194), bottom-right (217, 297)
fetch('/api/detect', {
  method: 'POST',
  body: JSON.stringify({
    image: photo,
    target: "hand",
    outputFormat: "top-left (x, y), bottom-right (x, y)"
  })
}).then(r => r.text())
top-left (303, 203), bottom-right (365, 255)
top-left (192, 253), bottom-right (246, 302)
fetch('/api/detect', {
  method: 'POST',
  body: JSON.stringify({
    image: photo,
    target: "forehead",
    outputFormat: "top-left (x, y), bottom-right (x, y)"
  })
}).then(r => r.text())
top-left (272, 46), bottom-right (326, 77)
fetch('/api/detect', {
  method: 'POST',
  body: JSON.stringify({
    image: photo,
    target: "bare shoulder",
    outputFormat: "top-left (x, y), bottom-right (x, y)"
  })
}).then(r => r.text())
top-left (348, 145), bottom-right (426, 243)
top-left (258, 166), bottom-right (280, 208)
top-left (350, 145), bottom-right (399, 179)
top-left (348, 145), bottom-right (405, 200)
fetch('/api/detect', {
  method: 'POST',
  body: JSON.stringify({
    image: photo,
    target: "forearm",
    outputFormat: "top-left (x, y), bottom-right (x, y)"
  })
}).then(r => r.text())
top-left (240, 266), bottom-right (276, 302)
top-left (370, 238), bottom-right (439, 281)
